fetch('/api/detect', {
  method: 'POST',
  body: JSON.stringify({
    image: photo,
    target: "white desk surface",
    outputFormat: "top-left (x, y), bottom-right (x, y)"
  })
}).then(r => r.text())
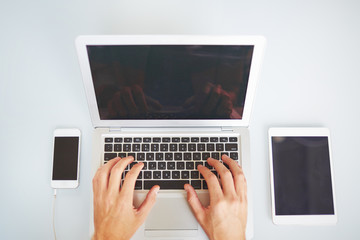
top-left (1, 1), bottom-right (360, 239)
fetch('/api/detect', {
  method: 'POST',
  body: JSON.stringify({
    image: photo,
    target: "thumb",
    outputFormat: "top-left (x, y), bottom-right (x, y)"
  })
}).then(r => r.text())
top-left (184, 184), bottom-right (205, 223)
top-left (137, 185), bottom-right (160, 219)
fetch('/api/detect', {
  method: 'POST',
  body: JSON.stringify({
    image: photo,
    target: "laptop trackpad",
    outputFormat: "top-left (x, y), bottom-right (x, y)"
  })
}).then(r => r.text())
top-left (145, 196), bottom-right (198, 231)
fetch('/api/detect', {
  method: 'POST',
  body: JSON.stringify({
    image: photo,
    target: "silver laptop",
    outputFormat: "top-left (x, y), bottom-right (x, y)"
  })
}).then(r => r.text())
top-left (75, 35), bottom-right (265, 240)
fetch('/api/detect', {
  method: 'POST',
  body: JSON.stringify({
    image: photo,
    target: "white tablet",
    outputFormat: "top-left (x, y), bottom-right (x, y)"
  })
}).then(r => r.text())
top-left (268, 128), bottom-right (337, 225)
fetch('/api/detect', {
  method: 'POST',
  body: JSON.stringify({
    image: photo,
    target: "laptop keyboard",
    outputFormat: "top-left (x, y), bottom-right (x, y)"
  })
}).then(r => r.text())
top-left (103, 135), bottom-right (241, 190)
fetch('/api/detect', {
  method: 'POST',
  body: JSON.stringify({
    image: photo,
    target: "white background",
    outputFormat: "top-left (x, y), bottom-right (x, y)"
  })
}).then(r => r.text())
top-left (1, 0), bottom-right (359, 239)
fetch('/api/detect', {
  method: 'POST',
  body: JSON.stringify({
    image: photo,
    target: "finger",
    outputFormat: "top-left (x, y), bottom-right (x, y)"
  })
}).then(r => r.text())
top-left (137, 185), bottom-right (160, 220)
top-left (207, 158), bottom-right (236, 196)
top-left (120, 87), bottom-right (138, 116)
top-left (132, 85), bottom-right (148, 113)
top-left (222, 155), bottom-right (247, 199)
top-left (184, 184), bottom-right (206, 223)
top-left (92, 157), bottom-right (121, 194)
top-left (120, 162), bottom-right (144, 203)
top-left (108, 156), bottom-right (134, 193)
top-left (197, 165), bottom-right (223, 202)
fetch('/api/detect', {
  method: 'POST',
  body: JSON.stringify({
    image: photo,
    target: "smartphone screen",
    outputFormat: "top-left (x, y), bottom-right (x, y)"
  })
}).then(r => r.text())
top-left (52, 136), bottom-right (80, 180)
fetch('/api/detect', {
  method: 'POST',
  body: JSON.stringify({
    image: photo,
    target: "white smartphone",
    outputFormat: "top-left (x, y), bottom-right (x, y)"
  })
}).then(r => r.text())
top-left (51, 128), bottom-right (81, 188)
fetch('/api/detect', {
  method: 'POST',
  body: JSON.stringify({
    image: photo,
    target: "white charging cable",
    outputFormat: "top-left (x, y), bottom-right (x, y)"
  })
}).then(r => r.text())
top-left (52, 189), bottom-right (57, 240)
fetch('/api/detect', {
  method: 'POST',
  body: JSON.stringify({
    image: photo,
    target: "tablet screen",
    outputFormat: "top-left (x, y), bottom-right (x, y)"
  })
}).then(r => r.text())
top-left (271, 136), bottom-right (335, 215)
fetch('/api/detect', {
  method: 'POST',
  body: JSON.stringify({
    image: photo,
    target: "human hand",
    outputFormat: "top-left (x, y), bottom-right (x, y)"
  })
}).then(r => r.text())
top-left (184, 155), bottom-right (247, 240)
top-left (92, 157), bottom-right (160, 240)
top-left (107, 85), bottom-right (162, 118)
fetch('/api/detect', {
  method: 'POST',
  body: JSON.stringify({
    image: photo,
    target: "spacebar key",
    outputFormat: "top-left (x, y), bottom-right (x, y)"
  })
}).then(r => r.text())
top-left (144, 180), bottom-right (189, 190)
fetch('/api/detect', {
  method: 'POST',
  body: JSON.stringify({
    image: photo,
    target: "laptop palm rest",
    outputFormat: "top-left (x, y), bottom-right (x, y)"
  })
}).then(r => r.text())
top-left (144, 193), bottom-right (199, 237)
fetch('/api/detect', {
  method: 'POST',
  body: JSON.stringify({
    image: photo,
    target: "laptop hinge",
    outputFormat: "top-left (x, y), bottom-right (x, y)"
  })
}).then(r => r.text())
top-left (221, 126), bottom-right (234, 132)
top-left (109, 128), bottom-right (122, 132)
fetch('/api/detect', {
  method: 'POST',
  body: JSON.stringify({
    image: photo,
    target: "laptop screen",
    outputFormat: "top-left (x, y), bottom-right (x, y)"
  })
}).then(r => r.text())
top-left (86, 45), bottom-right (254, 120)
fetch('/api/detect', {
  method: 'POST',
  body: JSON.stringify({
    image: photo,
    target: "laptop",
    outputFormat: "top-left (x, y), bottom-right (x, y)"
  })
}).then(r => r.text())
top-left (75, 35), bottom-right (265, 240)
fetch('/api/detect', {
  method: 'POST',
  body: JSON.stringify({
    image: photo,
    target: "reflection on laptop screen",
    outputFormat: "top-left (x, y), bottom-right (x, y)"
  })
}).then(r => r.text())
top-left (86, 45), bottom-right (254, 120)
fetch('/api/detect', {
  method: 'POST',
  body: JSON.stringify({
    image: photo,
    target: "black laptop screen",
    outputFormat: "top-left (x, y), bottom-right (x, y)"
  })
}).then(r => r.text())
top-left (86, 45), bottom-right (253, 120)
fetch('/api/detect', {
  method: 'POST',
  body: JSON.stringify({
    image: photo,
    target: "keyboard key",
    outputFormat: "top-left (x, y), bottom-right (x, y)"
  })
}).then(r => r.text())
top-left (160, 144), bottom-right (168, 151)
top-left (132, 144), bottom-right (141, 152)
top-left (153, 171), bottom-right (161, 179)
top-left (118, 153), bottom-right (126, 158)
top-left (195, 161), bottom-right (203, 168)
top-left (156, 153), bottom-right (164, 160)
top-left (143, 137), bottom-right (151, 143)
top-left (181, 171), bottom-right (190, 179)
top-left (197, 144), bottom-right (206, 151)
top-left (201, 137), bottom-right (209, 142)
top-left (191, 180), bottom-right (201, 189)
top-left (211, 152), bottom-right (220, 160)
top-left (203, 180), bottom-right (208, 189)
top-left (220, 137), bottom-right (228, 142)
top-left (163, 171), bottom-right (171, 179)
top-left (216, 143), bottom-right (224, 151)
top-left (123, 144), bottom-right (131, 152)
top-left (170, 144), bottom-right (178, 151)
top-left (230, 152), bottom-right (239, 160)
top-left (210, 137), bottom-right (218, 142)
top-left (114, 138), bottom-right (123, 143)
top-left (191, 171), bottom-right (199, 179)
top-left (104, 153), bottom-right (117, 161)
top-left (179, 144), bottom-right (187, 151)
top-left (176, 162), bottom-right (185, 170)
top-left (158, 162), bottom-right (166, 170)
top-left (144, 180), bottom-right (189, 190)
top-left (153, 137), bottom-right (161, 142)
top-left (104, 144), bottom-right (113, 152)
top-left (181, 137), bottom-right (190, 142)
top-left (142, 144), bottom-right (150, 152)
top-left (146, 153), bottom-right (155, 161)
top-left (225, 144), bottom-right (238, 151)
top-left (229, 137), bottom-right (238, 142)
top-left (193, 153), bottom-right (201, 160)
top-left (105, 138), bottom-right (113, 143)
top-left (172, 171), bottom-right (180, 179)
top-left (124, 138), bottom-right (132, 143)
top-left (174, 153), bottom-right (182, 160)
top-left (149, 162), bottom-right (156, 170)
top-left (186, 162), bottom-right (194, 170)
top-left (135, 181), bottom-right (142, 189)
top-left (114, 144), bottom-right (122, 152)
top-left (134, 137), bottom-right (142, 143)
top-left (167, 162), bottom-right (175, 170)
top-left (144, 171), bottom-right (152, 179)
top-left (191, 137), bottom-right (199, 142)
top-left (172, 137), bottom-right (180, 142)
top-left (128, 153), bottom-right (136, 160)
top-left (165, 153), bottom-right (173, 161)
top-left (184, 153), bottom-right (192, 160)
top-left (202, 152), bottom-right (210, 160)
top-left (206, 143), bottom-right (215, 151)
top-left (162, 137), bottom-right (171, 142)
top-left (188, 144), bottom-right (196, 151)
top-left (137, 153), bottom-right (145, 161)
top-left (151, 144), bottom-right (159, 152)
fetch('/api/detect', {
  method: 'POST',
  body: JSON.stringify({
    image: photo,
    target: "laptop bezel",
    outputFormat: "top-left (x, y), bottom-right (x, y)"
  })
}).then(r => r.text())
top-left (75, 35), bottom-right (266, 128)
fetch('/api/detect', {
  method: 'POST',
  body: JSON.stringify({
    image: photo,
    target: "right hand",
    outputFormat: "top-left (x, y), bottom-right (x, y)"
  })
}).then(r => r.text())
top-left (184, 155), bottom-right (248, 240)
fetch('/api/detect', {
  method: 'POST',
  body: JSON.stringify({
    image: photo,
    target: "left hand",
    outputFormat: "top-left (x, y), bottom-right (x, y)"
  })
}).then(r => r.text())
top-left (92, 157), bottom-right (160, 240)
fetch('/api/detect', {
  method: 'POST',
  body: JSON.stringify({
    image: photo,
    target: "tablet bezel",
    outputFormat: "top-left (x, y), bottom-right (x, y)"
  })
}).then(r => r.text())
top-left (268, 127), bottom-right (337, 225)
